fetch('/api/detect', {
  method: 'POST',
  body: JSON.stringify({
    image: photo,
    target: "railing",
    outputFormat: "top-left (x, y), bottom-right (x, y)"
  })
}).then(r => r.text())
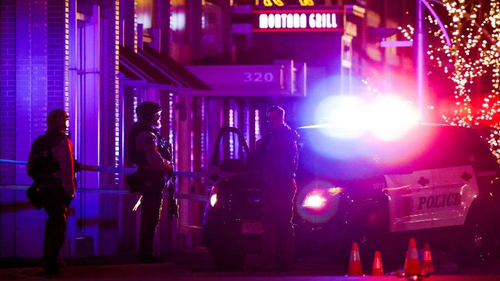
top-left (0, 159), bottom-right (208, 202)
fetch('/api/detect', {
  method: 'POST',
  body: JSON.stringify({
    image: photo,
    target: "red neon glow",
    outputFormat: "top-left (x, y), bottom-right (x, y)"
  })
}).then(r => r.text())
top-left (252, 9), bottom-right (344, 14)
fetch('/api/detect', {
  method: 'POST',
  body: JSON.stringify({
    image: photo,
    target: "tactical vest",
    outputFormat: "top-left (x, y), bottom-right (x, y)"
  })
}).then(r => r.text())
top-left (128, 124), bottom-right (172, 167)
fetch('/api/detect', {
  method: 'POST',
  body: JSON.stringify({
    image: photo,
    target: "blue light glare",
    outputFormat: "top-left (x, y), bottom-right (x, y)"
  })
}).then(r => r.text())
top-left (311, 94), bottom-right (419, 142)
top-left (313, 95), bottom-right (367, 139)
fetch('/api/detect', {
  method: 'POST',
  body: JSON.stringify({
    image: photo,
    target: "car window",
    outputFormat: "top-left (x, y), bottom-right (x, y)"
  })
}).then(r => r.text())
top-left (406, 127), bottom-right (469, 170)
top-left (213, 130), bottom-right (249, 169)
top-left (220, 131), bottom-right (247, 160)
top-left (407, 126), bottom-right (498, 171)
top-left (298, 131), bottom-right (383, 180)
top-left (466, 128), bottom-right (499, 170)
top-left (298, 147), bottom-right (381, 181)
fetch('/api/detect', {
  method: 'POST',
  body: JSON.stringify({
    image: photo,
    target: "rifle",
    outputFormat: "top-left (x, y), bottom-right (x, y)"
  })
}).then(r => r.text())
top-left (131, 175), bottom-right (178, 217)
top-left (160, 138), bottom-right (179, 218)
top-left (167, 175), bottom-right (179, 217)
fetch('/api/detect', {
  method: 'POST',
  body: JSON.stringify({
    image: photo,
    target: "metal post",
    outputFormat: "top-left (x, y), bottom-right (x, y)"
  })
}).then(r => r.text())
top-left (177, 96), bottom-right (192, 247)
top-left (416, 0), bottom-right (426, 119)
top-left (379, 0), bottom-right (449, 119)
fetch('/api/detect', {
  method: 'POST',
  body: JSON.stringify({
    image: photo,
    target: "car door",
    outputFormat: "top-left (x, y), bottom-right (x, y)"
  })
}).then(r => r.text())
top-left (385, 169), bottom-right (434, 232)
top-left (207, 126), bottom-right (251, 185)
top-left (430, 165), bottom-right (478, 228)
top-left (428, 129), bottom-right (480, 228)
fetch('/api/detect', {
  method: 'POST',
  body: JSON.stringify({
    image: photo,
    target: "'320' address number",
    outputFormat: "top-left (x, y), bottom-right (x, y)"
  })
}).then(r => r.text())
top-left (243, 72), bottom-right (275, 83)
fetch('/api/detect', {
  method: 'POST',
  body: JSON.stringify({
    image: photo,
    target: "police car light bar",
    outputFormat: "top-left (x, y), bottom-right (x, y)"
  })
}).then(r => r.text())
top-left (313, 94), bottom-right (419, 141)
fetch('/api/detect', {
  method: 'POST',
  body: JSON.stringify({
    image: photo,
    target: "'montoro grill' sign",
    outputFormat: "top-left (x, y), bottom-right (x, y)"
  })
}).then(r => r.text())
top-left (253, 8), bottom-right (344, 32)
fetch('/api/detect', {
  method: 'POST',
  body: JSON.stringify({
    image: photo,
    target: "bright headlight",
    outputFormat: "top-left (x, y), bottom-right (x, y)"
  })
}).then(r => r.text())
top-left (209, 186), bottom-right (219, 207)
top-left (297, 181), bottom-right (343, 224)
top-left (210, 194), bottom-right (217, 207)
top-left (327, 187), bottom-right (342, 196)
top-left (302, 192), bottom-right (327, 209)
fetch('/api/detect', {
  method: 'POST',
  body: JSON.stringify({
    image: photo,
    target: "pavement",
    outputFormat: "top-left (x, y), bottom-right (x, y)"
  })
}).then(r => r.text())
top-left (2, 247), bottom-right (500, 280)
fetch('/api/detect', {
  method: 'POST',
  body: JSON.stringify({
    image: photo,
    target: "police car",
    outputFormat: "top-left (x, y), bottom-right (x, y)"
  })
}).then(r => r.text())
top-left (202, 124), bottom-right (500, 270)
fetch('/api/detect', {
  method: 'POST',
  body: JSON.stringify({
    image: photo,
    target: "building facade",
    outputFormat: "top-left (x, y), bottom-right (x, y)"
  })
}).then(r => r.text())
top-left (0, 0), bottom-right (416, 258)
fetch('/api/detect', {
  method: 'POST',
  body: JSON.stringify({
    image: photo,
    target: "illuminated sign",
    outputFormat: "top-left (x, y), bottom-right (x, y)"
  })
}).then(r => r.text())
top-left (263, 0), bottom-right (315, 6)
top-left (263, 0), bottom-right (285, 6)
top-left (253, 8), bottom-right (344, 32)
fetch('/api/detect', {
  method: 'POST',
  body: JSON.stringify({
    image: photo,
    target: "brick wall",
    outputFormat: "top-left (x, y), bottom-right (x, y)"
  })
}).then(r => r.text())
top-left (47, 0), bottom-right (66, 111)
top-left (0, 0), bottom-right (17, 185)
top-left (0, 0), bottom-right (67, 183)
top-left (14, 0), bottom-right (48, 184)
top-left (30, 0), bottom-right (49, 145)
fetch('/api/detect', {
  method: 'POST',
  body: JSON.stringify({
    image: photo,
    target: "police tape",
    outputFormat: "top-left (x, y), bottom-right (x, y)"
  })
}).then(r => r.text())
top-left (0, 159), bottom-right (208, 202)
top-left (0, 185), bottom-right (208, 202)
top-left (0, 159), bottom-right (207, 178)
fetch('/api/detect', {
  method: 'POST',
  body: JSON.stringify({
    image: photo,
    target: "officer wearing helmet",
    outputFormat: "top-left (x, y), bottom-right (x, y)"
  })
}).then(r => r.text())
top-left (127, 101), bottom-right (173, 263)
top-left (27, 109), bottom-right (78, 275)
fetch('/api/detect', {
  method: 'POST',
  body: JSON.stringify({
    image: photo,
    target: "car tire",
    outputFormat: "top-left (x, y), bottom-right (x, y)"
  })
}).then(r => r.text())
top-left (455, 209), bottom-right (500, 267)
top-left (209, 246), bottom-right (246, 271)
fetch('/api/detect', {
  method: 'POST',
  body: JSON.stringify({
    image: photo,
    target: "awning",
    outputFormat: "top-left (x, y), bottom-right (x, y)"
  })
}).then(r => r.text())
top-left (119, 45), bottom-right (210, 90)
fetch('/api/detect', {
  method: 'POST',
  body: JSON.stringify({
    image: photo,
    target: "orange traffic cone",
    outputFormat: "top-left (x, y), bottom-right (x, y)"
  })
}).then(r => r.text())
top-left (404, 238), bottom-right (421, 277)
top-left (347, 242), bottom-right (364, 276)
top-left (421, 243), bottom-right (434, 275)
top-left (372, 250), bottom-right (384, 276)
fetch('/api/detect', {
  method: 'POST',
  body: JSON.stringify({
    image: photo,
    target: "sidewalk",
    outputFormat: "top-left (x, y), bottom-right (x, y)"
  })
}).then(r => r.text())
top-left (0, 247), bottom-right (347, 279)
top-left (5, 247), bottom-right (500, 280)
top-left (0, 247), bottom-right (212, 267)
top-left (0, 249), bottom-right (201, 280)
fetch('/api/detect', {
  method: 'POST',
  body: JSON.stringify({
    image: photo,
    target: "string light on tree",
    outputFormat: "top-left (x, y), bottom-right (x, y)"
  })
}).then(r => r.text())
top-left (425, 0), bottom-right (500, 160)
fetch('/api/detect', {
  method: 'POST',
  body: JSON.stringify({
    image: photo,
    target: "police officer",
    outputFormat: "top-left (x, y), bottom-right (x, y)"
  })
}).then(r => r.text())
top-left (258, 105), bottom-right (299, 271)
top-left (128, 101), bottom-right (173, 263)
top-left (27, 109), bottom-right (76, 275)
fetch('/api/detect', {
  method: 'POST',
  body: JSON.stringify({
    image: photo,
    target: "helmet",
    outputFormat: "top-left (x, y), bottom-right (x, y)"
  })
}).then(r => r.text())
top-left (47, 109), bottom-right (69, 130)
top-left (136, 101), bottom-right (161, 121)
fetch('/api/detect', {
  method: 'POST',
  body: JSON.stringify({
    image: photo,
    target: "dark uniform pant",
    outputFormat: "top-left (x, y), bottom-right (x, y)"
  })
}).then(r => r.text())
top-left (139, 192), bottom-right (163, 255)
top-left (42, 184), bottom-right (69, 270)
top-left (261, 182), bottom-right (295, 270)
